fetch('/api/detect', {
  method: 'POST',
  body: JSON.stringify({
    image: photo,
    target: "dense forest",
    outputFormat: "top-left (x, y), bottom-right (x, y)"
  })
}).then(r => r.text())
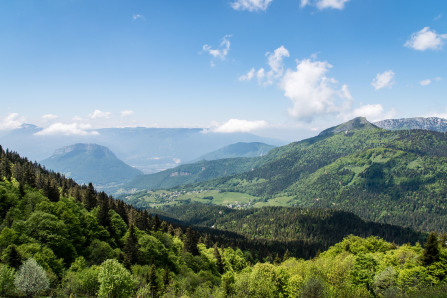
top-left (2, 145), bottom-right (447, 296)
top-left (156, 203), bottom-right (425, 249)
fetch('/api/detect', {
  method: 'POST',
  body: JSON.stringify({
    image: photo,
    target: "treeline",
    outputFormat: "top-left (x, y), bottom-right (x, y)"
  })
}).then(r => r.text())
top-left (156, 204), bottom-right (425, 249)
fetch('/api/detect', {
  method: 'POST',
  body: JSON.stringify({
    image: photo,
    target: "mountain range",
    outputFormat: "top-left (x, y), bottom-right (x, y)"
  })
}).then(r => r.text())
top-left (0, 125), bottom-right (283, 174)
top-left (124, 117), bottom-right (447, 233)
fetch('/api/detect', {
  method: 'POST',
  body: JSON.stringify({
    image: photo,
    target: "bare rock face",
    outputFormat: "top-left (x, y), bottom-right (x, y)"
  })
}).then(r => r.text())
top-left (374, 117), bottom-right (447, 132)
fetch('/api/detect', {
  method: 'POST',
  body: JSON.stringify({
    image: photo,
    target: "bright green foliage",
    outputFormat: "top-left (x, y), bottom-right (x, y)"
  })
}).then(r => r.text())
top-left (97, 259), bottom-right (135, 297)
top-left (350, 254), bottom-right (378, 291)
top-left (14, 258), bottom-right (50, 297)
top-left (0, 263), bottom-right (16, 296)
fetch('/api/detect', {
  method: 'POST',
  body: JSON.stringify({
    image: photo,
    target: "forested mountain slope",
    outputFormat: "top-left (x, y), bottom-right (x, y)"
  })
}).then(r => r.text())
top-left (156, 204), bottom-right (425, 246)
top-left (180, 118), bottom-right (447, 232)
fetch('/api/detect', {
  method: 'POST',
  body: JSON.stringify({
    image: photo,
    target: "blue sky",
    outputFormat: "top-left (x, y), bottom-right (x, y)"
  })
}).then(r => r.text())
top-left (0, 0), bottom-right (446, 141)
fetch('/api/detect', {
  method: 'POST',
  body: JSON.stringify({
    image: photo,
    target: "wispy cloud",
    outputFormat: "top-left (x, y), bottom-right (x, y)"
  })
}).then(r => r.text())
top-left (41, 114), bottom-right (58, 120)
top-left (202, 35), bottom-right (232, 60)
top-left (420, 79), bottom-right (432, 86)
top-left (35, 122), bottom-right (99, 136)
top-left (132, 14), bottom-right (145, 21)
top-left (372, 70), bottom-right (395, 90)
top-left (420, 76), bottom-right (441, 86)
top-left (0, 113), bottom-right (25, 130)
top-left (120, 110), bottom-right (134, 117)
top-left (89, 109), bottom-right (111, 119)
top-left (207, 119), bottom-right (268, 133)
top-left (231, 0), bottom-right (273, 12)
top-left (301, 0), bottom-right (350, 10)
top-left (405, 27), bottom-right (447, 51)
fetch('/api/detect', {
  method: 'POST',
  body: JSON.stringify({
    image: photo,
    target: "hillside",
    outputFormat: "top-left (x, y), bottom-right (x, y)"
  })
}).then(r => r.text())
top-left (172, 117), bottom-right (447, 232)
top-left (193, 142), bottom-right (275, 161)
top-left (41, 143), bottom-right (142, 193)
top-left (374, 117), bottom-right (447, 132)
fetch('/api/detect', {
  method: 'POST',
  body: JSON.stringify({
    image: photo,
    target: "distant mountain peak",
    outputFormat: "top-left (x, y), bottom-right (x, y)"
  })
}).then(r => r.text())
top-left (374, 117), bottom-right (447, 132)
top-left (318, 117), bottom-right (379, 136)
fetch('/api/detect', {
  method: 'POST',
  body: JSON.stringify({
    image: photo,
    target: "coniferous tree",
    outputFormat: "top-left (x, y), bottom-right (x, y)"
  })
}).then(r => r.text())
top-left (124, 224), bottom-right (140, 268)
top-left (83, 182), bottom-right (97, 211)
top-left (3, 244), bottom-right (22, 269)
top-left (422, 232), bottom-right (440, 266)
top-left (184, 227), bottom-right (199, 255)
top-left (214, 244), bottom-right (224, 274)
top-left (147, 263), bottom-right (158, 298)
top-left (98, 191), bottom-right (111, 228)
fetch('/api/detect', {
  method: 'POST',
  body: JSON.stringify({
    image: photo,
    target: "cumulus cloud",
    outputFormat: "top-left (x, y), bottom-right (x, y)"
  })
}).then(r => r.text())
top-left (280, 59), bottom-right (353, 121)
top-left (121, 110), bottom-right (134, 117)
top-left (405, 27), bottom-right (447, 51)
top-left (342, 104), bottom-right (396, 122)
top-left (202, 35), bottom-right (232, 60)
top-left (208, 119), bottom-right (268, 133)
top-left (89, 109), bottom-right (111, 119)
top-left (301, 0), bottom-right (350, 10)
top-left (231, 0), bottom-right (273, 12)
top-left (372, 70), bottom-right (395, 90)
top-left (35, 123), bottom-right (99, 136)
top-left (0, 113), bottom-right (25, 130)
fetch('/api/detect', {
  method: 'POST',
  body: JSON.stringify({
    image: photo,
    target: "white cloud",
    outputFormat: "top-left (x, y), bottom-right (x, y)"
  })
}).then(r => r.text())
top-left (121, 110), bottom-right (134, 117)
top-left (208, 119), bottom-right (268, 133)
top-left (41, 114), bottom-right (58, 120)
top-left (239, 68), bottom-right (256, 81)
top-left (301, 0), bottom-right (350, 10)
top-left (89, 109), bottom-right (111, 119)
top-left (405, 27), bottom-right (447, 51)
top-left (35, 122), bottom-right (99, 136)
top-left (420, 79), bottom-right (432, 86)
top-left (280, 59), bottom-right (352, 121)
top-left (0, 113), bottom-right (25, 130)
top-left (202, 35), bottom-right (232, 60)
top-left (241, 46), bottom-right (289, 85)
top-left (372, 70), bottom-right (395, 90)
top-left (231, 0), bottom-right (273, 12)
top-left (132, 14), bottom-right (145, 21)
top-left (265, 46), bottom-right (290, 84)
top-left (342, 104), bottom-right (396, 122)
